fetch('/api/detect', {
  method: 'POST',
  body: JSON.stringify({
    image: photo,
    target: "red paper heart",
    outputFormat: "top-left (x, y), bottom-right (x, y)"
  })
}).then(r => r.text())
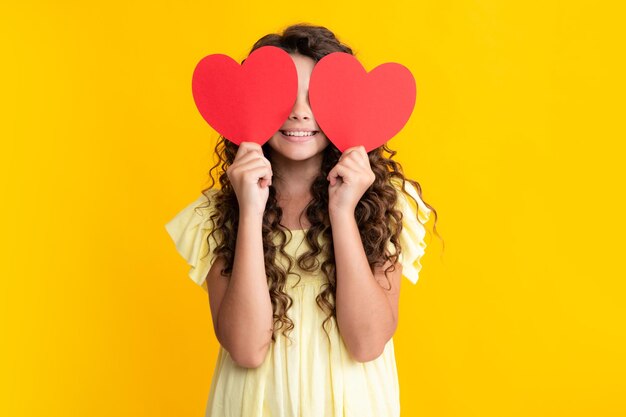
top-left (309, 52), bottom-right (417, 152)
top-left (191, 46), bottom-right (298, 145)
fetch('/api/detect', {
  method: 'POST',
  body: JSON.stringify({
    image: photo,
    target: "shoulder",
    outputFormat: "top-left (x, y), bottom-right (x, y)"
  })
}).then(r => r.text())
top-left (164, 188), bottom-right (223, 293)
top-left (386, 177), bottom-right (431, 285)
top-left (389, 177), bottom-right (431, 225)
top-left (168, 188), bottom-right (220, 223)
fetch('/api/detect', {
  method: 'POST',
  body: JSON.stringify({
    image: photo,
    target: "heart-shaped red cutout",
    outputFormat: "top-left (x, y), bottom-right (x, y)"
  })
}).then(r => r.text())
top-left (309, 52), bottom-right (417, 152)
top-left (191, 46), bottom-right (298, 145)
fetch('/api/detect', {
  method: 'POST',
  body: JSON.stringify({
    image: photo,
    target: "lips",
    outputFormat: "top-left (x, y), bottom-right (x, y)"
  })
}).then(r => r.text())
top-left (279, 130), bottom-right (319, 136)
top-left (279, 129), bottom-right (319, 133)
top-left (280, 130), bottom-right (319, 142)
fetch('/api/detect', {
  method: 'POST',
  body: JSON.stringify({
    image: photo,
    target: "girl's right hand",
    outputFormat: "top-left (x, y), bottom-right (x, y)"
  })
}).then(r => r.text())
top-left (226, 142), bottom-right (273, 217)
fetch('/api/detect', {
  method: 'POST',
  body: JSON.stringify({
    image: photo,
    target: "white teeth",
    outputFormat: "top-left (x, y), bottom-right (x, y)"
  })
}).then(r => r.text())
top-left (282, 131), bottom-right (316, 137)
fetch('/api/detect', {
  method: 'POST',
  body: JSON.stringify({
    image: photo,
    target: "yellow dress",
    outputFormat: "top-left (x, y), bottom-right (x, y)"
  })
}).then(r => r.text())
top-left (165, 180), bottom-right (431, 417)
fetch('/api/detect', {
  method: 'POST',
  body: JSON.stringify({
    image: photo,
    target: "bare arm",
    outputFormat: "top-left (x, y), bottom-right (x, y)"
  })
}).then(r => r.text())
top-left (206, 142), bottom-right (274, 369)
top-left (330, 211), bottom-right (402, 363)
top-left (211, 213), bottom-right (273, 368)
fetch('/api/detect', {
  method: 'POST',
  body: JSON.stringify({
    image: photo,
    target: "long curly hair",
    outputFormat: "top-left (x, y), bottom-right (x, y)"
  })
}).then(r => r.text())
top-left (198, 23), bottom-right (442, 345)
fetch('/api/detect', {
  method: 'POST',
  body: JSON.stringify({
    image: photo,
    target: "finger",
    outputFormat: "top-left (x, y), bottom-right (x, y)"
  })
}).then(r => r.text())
top-left (338, 147), bottom-right (355, 162)
top-left (259, 177), bottom-right (270, 188)
top-left (358, 146), bottom-right (370, 165)
top-left (339, 147), bottom-right (367, 168)
top-left (235, 150), bottom-right (266, 165)
top-left (235, 141), bottom-right (265, 160)
top-left (327, 166), bottom-right (339, 186)
top-left (234, 148), bottom-right (271, 167)
top-left (341, 145), bottom-right (361, 154)
top-left (235, 158), bottom-right (273, 175)
top-left (328, 166), bottom-right (349, 187)
top-left (337, 155), bottom-right (367, 175)
top-left (258, 171), bottom-right (272, 188)
top-left (243, 165), bottom-right (273, 187)
top-left (346, 146), bottom-right (370, 168)
top-left (340, 145), bottom-right (365, 157)
top-left (328, 165), bottom-right (357, 186)
top-left (342, 150), bottom-right (369, 170)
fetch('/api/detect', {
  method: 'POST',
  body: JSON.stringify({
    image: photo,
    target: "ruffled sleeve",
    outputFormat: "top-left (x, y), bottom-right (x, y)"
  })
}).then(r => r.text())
top-left (164, 190), bottom-right (221, 293)
top-left (387, 179), bottom-right (432, 285)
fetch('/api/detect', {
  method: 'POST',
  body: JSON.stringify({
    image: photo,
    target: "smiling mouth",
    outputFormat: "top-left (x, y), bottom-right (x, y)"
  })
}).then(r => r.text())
top-left (279, 131), bottom-right (320, 142)
top-left (280, 130), bottom-right (319, 137)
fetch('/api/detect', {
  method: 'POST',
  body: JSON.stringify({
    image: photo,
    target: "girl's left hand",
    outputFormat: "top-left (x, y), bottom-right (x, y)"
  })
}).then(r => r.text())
top-left (327, 145), bottom-right (376, 215)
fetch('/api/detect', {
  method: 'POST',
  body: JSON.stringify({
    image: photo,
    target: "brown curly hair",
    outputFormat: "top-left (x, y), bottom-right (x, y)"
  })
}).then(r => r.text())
top-left (198, 23), bottom-right (442, 345)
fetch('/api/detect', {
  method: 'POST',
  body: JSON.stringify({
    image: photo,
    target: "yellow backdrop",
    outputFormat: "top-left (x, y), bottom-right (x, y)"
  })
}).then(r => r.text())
top-left (2, 1), bottom-right (625, 416)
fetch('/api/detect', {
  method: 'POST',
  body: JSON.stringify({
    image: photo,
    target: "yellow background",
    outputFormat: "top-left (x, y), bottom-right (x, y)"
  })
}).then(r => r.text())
top-left (2, 1), bottom-right (625, 416)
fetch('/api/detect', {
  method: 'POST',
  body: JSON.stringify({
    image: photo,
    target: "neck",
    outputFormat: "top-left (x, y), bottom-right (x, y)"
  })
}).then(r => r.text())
top-left (270, 151), bottom-right (324, 199)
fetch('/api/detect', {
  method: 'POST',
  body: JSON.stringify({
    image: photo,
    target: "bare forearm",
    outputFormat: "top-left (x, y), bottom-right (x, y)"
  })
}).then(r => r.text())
top-left (217, 213), bottom-right (273, 366)
top-left (330, 211), bottom-right (396, 361)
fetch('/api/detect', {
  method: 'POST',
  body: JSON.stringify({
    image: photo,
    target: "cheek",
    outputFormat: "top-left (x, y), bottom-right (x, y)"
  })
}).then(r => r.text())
top-left (266, 135), bottom-right (279, 150)
top-left (268, 132), bottom-right (281, 143)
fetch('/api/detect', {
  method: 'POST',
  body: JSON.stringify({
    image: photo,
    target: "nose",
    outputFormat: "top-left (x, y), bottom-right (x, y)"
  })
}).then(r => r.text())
top-left (288, 95), bottom-right (312, 121)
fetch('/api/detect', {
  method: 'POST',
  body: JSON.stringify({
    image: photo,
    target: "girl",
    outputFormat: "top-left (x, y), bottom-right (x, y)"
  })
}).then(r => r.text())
top-left (166, 23), bottom-right (440, 417)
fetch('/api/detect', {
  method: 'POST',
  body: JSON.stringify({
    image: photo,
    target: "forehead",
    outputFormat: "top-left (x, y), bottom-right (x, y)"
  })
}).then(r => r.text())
top-left (290, 53), bottom-right (315, 71)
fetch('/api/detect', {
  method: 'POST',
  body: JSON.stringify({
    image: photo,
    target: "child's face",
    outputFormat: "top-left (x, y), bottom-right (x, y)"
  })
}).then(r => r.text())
top-left (267, 53), bottom-right (330, 161)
